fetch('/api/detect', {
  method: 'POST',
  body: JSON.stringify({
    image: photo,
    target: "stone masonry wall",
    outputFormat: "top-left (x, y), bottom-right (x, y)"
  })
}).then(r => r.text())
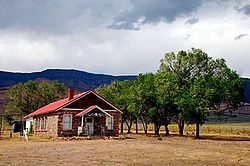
top-left (107, 111), bottom-right (120, 136)
top-left (33, 110), bottom-right (120, 137)
top-left (33, 113), bottom-right (58, 137)
top-left (57, 110), bottom-right (81, 137)
top-left (47, 114), bottom-right (58, 136)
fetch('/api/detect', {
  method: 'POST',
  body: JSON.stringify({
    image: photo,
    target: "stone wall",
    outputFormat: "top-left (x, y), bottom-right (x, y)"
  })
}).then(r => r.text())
top-left (33, 113), bottom-right (58, 137)
top-left (47, 114), bottom-right (58, 136)
top-left (108, 111), bottom-right (120, 136)
top-left (57, 110), bottom-right (81, 137)
top-left (33, 109), bottom-right (120, 137)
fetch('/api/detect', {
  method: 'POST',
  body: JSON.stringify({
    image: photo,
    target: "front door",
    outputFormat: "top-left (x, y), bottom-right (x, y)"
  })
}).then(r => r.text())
top-left (85, 117), bottom-right (94, 135)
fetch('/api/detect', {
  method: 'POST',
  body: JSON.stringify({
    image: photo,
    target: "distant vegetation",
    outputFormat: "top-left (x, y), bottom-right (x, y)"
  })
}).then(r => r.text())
top-left (4, 80), bottom-right (66, 124)
top-left (96, 48), bottom-right (245, 138)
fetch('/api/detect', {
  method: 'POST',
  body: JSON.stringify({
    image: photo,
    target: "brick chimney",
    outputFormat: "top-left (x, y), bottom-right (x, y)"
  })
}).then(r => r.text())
top-left (68, 88), bottom-right (74, 100)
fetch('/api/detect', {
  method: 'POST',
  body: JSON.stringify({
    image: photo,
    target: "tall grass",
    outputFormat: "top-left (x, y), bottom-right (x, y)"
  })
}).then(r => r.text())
top-left (122, 123), bottom-right (250, 136)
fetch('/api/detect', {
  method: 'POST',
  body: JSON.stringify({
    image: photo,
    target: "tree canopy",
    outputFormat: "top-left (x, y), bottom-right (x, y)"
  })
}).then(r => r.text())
top-left (96, 48), bottom-right (245, 138)
top-left (4, 80), bottom-right (66, 124)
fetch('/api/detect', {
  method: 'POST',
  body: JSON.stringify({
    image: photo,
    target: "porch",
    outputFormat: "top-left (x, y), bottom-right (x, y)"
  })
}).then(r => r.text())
top-left (75, 105), bottom-right (114, 136)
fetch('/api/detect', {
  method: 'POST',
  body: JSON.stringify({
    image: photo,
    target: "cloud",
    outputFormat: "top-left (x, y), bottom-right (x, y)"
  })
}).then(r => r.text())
top-left (109, 0), bottom-right (202, 30)
top-left (185, 34), bottom-right (191, 40)
top-left (237, 4), bottom-right (250, 15)
top-left (0, 0), bottom-right (250, 78)
top-left (185, 17), bottom-right (199, 25)
top-left (0, 0), bottom-right (125, 34)
top-left (234, 34), bottom-right (248, 40)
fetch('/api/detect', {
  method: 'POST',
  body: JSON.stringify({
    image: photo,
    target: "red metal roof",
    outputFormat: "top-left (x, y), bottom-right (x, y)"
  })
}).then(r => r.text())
top-left (25, 91), bottom-right (89, 118)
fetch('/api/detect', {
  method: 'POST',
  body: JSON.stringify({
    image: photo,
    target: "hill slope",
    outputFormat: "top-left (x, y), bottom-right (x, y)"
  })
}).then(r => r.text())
top-left (0, 69), bottom-right (136, 90)
top-left (2, 70), bottom-right (249, 100)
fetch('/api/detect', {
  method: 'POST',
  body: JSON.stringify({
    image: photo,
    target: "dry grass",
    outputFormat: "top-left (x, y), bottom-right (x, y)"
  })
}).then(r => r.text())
top-left (123, 123), bottom-right (250, 136)
top-left (0, 133), bottom-right (250, 166)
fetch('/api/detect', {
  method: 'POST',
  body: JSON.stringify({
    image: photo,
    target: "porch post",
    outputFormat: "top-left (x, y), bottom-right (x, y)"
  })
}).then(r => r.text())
top-left (81, 116), bottom-right (84, 127)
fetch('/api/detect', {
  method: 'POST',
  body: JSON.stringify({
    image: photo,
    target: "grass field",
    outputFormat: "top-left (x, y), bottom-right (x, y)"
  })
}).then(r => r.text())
top-left (0, 133), bottom-right (250, 166)
top-left (0, 123), bottom-right (250, 165)
top-left (123, 123), bottom-right (250, 136)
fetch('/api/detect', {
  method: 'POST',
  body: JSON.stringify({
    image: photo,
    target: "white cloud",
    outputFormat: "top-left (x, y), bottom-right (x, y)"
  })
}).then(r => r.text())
top-left (0, 0), bottom-right (250, 77)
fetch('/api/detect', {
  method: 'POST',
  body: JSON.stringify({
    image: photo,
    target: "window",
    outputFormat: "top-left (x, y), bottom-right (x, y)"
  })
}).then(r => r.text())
top-left (41, 117), bottom-right (45, 130)
top-left (106, 116), bottom-right (113, 130)
top-left (35, 118), bottom-right (40, 130)
top-left (63, 114), bottom-right (72, 130)
top-left (45, 117), bottom-right (48, 130)
top-left (41, 117), bottom-right (48, 130)
top-left (35, 117), bottom-right (48, 131)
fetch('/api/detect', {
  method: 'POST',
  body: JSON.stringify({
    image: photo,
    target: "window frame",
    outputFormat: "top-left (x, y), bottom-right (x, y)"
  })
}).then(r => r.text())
top-left (106, 116), bottom-right (114, 130)
top-left (45, 116), bottom-right (48, 130)
top-left (35, 117), bottom-right (48, 131)
top-left (35, 118), bottom-right (40, 131)
top-left (63, 114), bottom-right (73, 131)
top-left (41, 117), bottom-right (45, 130)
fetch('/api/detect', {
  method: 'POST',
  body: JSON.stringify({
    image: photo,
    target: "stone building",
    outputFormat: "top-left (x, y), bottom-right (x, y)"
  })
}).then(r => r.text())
top-left (24, 89), bottom-right (121, 137)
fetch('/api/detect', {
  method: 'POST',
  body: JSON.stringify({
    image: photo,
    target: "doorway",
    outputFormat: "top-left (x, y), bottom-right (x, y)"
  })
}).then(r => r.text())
top-left (85, 117), bottom-right (94, 135)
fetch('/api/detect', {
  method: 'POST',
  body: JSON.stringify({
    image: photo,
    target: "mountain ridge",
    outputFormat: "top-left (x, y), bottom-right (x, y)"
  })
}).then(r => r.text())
top-left (0, 69), bottom-right (136, 90)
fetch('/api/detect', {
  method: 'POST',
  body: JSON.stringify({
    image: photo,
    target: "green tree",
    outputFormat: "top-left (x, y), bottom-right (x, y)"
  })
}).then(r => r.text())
top-left (155, 72), bottom-right (179, 136)
top-left (159, 49), bottom-right (196, 136)
top-left (129, 73), bottom-right (157, 134)
top-left (4, 80), bottom-right (66, 124)
top-left (159, 48), bottom-right (244, 138)
top-left (96, 80), bottom-right (136, 133)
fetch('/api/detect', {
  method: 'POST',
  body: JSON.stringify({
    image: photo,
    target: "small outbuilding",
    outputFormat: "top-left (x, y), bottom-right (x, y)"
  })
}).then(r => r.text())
top-left (24, 89), bottom-right (121, 137)
top-left (11, 121), bottom-right (22, 133)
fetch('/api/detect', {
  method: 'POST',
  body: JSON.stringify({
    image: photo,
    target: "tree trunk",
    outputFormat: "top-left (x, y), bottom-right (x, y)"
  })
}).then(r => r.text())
top-left (135, 118), bottom-right (138, 134)
top-left (157, 125), bottom-right (161, 135)
top-left (120, 114), bottom-right (124, 134)
top-left (20, 116), bottom-right (24, 136)
top-left (124, 115), bottom-right (133, 134)
top-left (127, 122), bottom-right (132, 134)
top-left (195, 122), bottom-right (200, 139)
top-left (140, 116), bottom-right (148, 134)
top-left (126, 115), bottom-right (133, 134)
top-left (127, 126), bottom-right (131, 134)
top-left (154, 122), bottom-right (157, 135)
top-left (178, 120), bottom-right (184, 136)
top-left (165, 123), bottom-right (170, 136)
top-left (154, 123), bottom-right (160, 135)
top-left (154, 115), bottom-right (160, 135)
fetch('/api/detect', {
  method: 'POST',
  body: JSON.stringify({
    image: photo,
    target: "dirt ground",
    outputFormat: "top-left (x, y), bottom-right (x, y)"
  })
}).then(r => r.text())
top-left (0, 134), bottom-right (250, 166)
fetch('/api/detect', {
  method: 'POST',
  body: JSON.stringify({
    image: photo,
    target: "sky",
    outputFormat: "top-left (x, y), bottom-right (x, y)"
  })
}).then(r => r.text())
top-left (0, 0), bottom-right (250, 77)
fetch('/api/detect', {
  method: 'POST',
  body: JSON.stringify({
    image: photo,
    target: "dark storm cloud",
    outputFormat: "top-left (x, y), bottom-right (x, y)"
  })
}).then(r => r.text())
top-left (0, 0), bottom-right (124, 33)
top-left (1, 0), bottom-right (250, 77)
top-left (185, 17), bottom-right (199, 25)
top-left (109, 0), bottom-right (202, 30)
top-left (234, 34), bottom-right (248, 40)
